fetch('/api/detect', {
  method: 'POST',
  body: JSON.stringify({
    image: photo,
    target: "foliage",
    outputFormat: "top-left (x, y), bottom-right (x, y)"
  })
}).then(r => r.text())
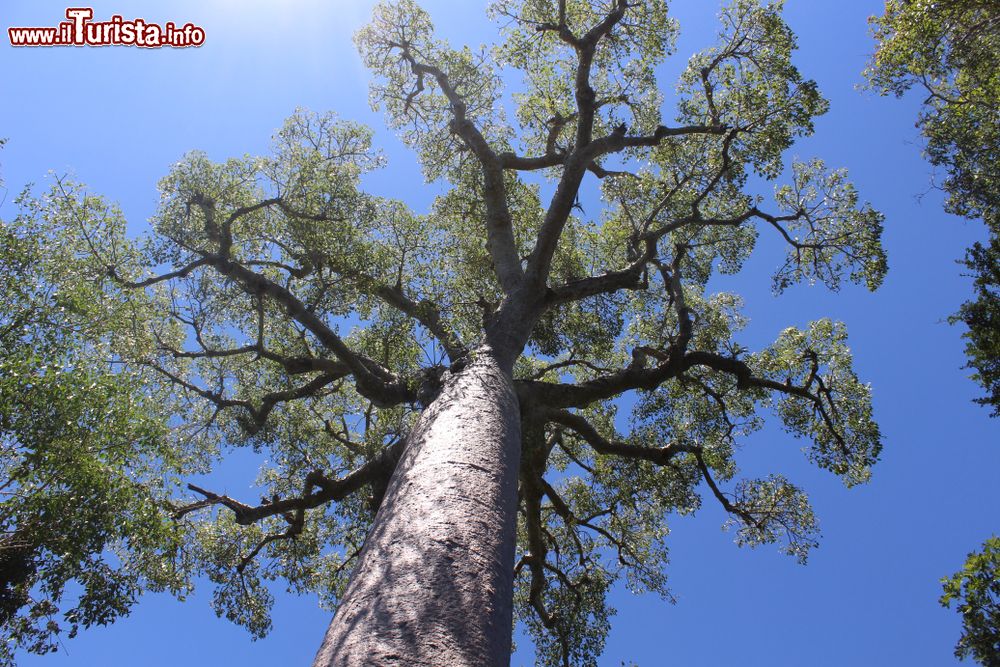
top-left (940, 537), bottom-right (1000, 665)
top-left (956, 238), bottom-right (1000, 413)
top-left (11, 1), bottom-right (890, 665)
top-left (0, 185), bottom-right (191, 664)
top-left (868, 6), bottom-right (999, 662)
top-left (867, 0), bottom-right (1000, 414)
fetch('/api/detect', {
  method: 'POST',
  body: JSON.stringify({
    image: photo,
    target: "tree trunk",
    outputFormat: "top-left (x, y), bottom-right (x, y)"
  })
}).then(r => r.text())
top-left (313, 348), bottom-right (522, 667)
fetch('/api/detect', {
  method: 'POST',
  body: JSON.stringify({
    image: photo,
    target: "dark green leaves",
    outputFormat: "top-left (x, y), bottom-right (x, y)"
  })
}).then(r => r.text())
top-left (940, 536), bottom-right (1000, 665)
top-left (867, 0), bottom-right (1000, 413)
top-left (0, 209), bottom-right (186, 664)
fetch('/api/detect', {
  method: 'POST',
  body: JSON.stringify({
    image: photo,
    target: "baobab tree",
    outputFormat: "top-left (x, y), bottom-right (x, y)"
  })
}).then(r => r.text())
top-left (18, 0), bottom-right (886, 665)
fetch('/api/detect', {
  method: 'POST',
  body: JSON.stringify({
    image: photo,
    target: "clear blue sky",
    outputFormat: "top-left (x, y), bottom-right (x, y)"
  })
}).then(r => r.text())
top-left (1, 1), bottom-right (996, 665)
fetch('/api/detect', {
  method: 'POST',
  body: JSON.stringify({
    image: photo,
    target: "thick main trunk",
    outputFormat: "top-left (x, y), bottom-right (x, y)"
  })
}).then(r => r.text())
top-left (313, 349), bottom-right (522, 667)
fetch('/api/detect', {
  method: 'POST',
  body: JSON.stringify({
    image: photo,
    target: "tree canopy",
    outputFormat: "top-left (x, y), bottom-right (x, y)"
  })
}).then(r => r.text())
top-left (868, 4), bottom-right (999, 663)
top-left (0, 178), bottom-right (190, 664)
top-left (4, 1), bottom-right (892, 665)
top-left (941, 536), bottom-right (1000, 666)
top-left (867, 0), bottom-right (1000, 415)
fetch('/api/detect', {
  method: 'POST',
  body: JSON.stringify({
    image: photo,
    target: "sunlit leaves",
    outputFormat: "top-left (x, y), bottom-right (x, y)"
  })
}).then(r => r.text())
top-left (491, 0), bottom-right (677, 155)
top-left (724, 475), bottom-right (819, 563)
top-left (939, 536), bottom-right (1000, 665)
top-left (868, 0), bottom-right (1000, 414)
top-left (0, 210), bottom-right (187, 664)
top-left (196, 515), bottom-right (274, 639)
top-left (521, 565), bottom-right (613, 667)
top-left (356, 0), bottom-right (506, 181)
top-left (771, 158), bottom-right (887, 292)
top-left (751, 319), bottom-right (881, 486)
top-left (676, 0), bottom-right (828, 179)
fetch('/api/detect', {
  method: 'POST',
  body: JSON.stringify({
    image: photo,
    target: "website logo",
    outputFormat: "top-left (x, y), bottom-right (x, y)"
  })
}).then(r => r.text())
top-left (8, 8), bottom-right (205, 48)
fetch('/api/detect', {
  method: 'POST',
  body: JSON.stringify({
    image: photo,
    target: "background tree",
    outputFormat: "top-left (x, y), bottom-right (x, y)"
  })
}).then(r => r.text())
top-left (867, 4), bottom-right (999, 663)
top-left (23, 0), bottom-right (889, 665)
top-left (940, 536), bottom-right (1000, 666)
top-left (0, 176), bottom-right (191, 664)
top-left (867, 0), bottom-right (1000, 414)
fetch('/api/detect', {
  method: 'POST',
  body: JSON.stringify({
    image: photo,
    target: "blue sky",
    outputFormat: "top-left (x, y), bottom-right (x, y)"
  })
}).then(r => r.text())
top-left (2, 1), bottom-right (997, 665)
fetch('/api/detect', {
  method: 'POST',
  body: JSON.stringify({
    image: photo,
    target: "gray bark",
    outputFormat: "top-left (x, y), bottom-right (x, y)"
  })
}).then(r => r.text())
top-left (313, 348), bottom-right (522, 667)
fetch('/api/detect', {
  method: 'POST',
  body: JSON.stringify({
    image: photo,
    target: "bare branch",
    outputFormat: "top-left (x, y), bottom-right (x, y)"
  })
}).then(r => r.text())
top-left (693, 449), bottom-right (760, 529)
top-left (515, 348), bottom-right (686, 409)
top-left (544, 408), bottom-right (696, 464)
top-left (172, 438), bottom-right (405, 527)
top-left (586, 122), bottom-right (728, 161)
top-left (683, 350), bottom-right (853, 460)
top-left (147, 361), bottom-right (342, 435)
top-left (547, 245), bottom-right (651, 305)
top-left (206, 249), bottom-right (411, 406)
top-left (107, 256), bottom-right (212, 289)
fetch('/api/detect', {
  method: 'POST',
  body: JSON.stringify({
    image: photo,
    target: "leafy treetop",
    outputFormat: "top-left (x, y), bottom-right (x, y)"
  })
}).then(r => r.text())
top-left (940, 536), bottom-right (1000, 666)
top-left (0, 182), bottom-right (191, 665)
top-left (12, 1), bottom-right (887, 665)
top-left (868, 0), bottom-right (1000, 414)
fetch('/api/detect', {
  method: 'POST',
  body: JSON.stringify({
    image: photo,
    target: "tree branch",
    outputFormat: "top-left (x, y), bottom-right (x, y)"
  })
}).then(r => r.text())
top-left (692, 449), bottom-right (761, 530)
top-left (515, 347), bottom-right (686, 409)
top-left (544, 408), bottom-right (696, 464)
top-left (683, 350), bottom-right (853, 460)
top-left (172, 438), bottom-right (405, 527)
top-left (387, 40), bottom-right (524, 292)
top-left (371, 283), bottom-right (468, 363)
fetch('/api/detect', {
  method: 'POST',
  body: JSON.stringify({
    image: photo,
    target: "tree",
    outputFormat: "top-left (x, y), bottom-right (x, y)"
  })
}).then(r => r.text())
top-left (26, 1), bottom-right (888, 665)
top-left (940, 537), bottom-right (1000, 666)
top-left (867, 0), bottom-right (1000, 414)
top-left (867, 5), bottom-right (999, 663)
top-left (0, 179), bottom-right (189, 664)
